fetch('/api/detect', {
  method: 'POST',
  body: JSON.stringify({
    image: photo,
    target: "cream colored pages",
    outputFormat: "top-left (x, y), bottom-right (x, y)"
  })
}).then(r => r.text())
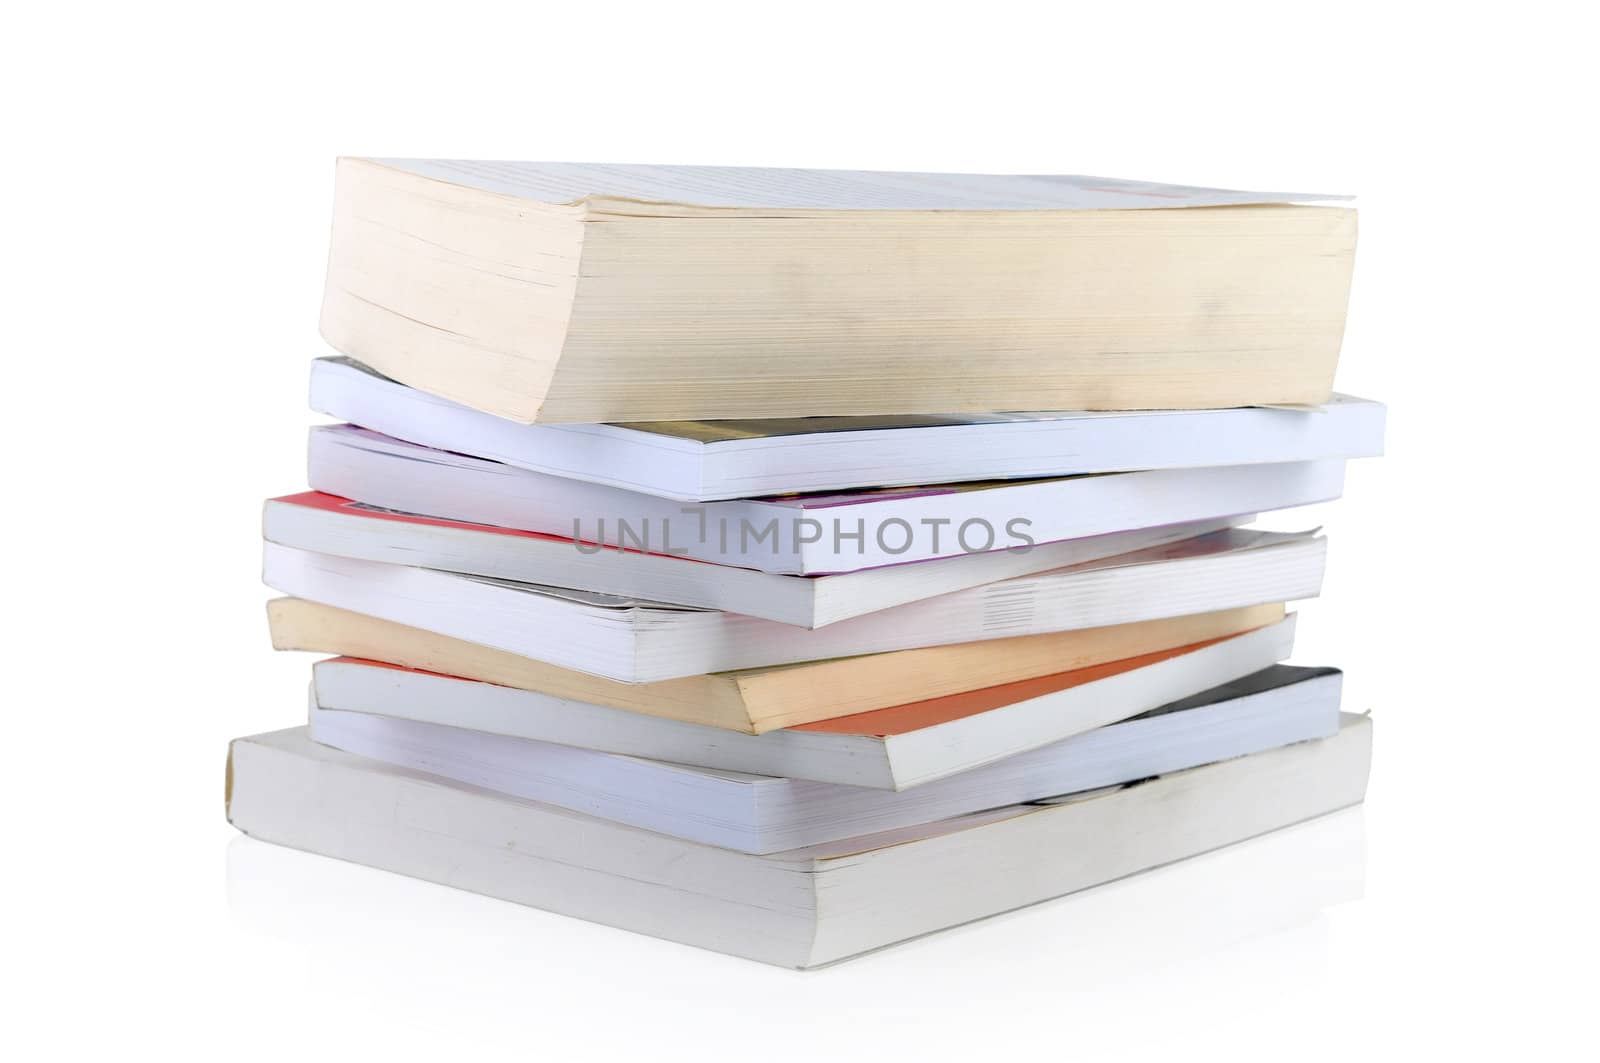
top-left (373, 158), bottom-right (1348, 211)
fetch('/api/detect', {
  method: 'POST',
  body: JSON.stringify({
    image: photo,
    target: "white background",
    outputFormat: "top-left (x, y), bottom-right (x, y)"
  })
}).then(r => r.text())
top-left (6, 2), bottom-right (1597, 1059)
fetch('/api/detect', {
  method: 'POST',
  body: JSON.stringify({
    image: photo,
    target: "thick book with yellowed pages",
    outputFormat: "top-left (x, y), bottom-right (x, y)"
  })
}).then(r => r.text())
top-left (270, 597), bottom-right (1286, 734)
top-left (322, 159), bottom-right (1356, 422)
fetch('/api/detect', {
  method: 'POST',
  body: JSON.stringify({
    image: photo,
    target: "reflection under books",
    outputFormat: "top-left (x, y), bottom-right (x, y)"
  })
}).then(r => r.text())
top-left (226, 806), bottom-right (1364, 988)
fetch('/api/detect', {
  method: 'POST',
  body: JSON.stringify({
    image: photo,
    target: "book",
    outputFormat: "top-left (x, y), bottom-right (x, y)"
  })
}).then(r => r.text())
top-left (321, 159), bottom-right (1356, 422)
top-left (228, 782), bottom-right (1369, 986)
top-left (262, 528), bottom-right (1323, 683)
top-left (272, 598), bottom-right (1286, 734)
top-left (311, 356), bottom-right (1388, 502)
top-left (225, 714), bottom-right (1372, 967)
top-left (308, 665), bottom-right (1341, 852)
top-left (266, 491), bottom-right (1240, 628)
top-left (308, 423), bottom-right (1346, 575)
top-left (309, 616), bottom-right (1296, 789)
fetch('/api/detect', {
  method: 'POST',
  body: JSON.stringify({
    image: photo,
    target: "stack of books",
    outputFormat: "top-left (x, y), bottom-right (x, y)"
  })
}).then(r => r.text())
top-left (229, 160), bottom-right (1384, 968)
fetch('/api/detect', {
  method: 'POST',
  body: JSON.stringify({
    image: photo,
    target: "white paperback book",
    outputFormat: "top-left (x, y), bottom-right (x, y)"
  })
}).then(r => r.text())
top-left (308, 664), bottom-right (1342, 852)
top-left (226, 714), bottom-right (1373, 968)
top-left (310, 617), bottom-right (1298, 790)
top-left (263, 527), bottom-right (1324, 683)
top-left (264, 490), bottom-right (1241, 629)
top-left (306, 423), bottom-right (1346, 575)
top-left (310, 356), bottom-right (1387, 502)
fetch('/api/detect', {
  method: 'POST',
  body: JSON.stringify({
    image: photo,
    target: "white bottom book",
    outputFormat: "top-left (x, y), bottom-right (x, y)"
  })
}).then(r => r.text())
top-left (225, 715), bottom-right (1372, 968)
